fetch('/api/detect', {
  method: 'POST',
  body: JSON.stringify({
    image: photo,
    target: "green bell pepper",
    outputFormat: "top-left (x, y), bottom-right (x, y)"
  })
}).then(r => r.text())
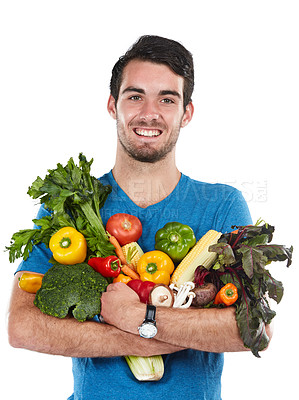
top-left (154, 222), bottom-right (196, 263)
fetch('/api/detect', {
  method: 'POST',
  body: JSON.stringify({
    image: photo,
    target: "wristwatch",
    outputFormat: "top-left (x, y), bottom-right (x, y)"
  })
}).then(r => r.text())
top-left (138, 304), bottom-right (157, 339)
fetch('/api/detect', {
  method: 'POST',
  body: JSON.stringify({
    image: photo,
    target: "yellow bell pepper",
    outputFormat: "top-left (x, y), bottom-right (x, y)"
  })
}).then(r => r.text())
top-left (49, 226), bottom-right (87, 265)
top-left (137, 250), bottom-right (174, 285)
top-left (18, 272), bottom-right (44, 294)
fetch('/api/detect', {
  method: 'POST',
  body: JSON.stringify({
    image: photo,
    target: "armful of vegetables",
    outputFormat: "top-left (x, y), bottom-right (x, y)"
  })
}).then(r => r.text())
top-left (5, 152), bottom-right (294, 364)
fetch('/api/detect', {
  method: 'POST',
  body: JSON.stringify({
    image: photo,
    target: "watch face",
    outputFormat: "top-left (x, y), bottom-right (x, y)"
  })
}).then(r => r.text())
top-left (138, 322), bottom-right (158, 339)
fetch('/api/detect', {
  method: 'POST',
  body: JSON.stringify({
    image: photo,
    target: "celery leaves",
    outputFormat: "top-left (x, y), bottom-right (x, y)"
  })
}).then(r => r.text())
top-left (6, 154), bottom-right (115, 262)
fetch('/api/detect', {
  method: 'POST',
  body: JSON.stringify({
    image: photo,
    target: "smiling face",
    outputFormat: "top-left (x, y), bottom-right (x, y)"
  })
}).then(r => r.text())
top-left (107, 60), bottom-right (194, 163)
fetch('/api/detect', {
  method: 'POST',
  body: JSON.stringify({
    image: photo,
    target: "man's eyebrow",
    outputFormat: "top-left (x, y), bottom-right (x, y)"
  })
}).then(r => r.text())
top-left (121, 87), bottom-right (145, 95)
top-left (159, 90), bottom-right (181, 99)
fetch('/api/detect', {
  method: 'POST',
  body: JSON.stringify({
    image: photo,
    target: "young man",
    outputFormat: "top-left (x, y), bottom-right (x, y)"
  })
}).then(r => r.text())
top-left (8, 36), bottom-right (271, 400)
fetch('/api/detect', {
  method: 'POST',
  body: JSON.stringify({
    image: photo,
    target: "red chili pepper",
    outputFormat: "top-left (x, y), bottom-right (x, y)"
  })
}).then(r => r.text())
top-left (127, 279), bottom-right (156, 303)
top-left (88, 256), bottom-right (121, 278)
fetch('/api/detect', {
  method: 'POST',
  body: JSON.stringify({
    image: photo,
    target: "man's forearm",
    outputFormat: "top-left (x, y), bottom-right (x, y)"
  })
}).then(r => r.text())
top-left (155, 306), bottom-right (249, 352)
top-left (153, 305), bottom-right (272, 352)
top-left (8, 274), bottom-right (183, 358)
top-left (111, 304), bottom-right (249, 353)
top-left (101, 283), bottom-right (259, 353)
top-left (10, 310), bottom-right (182, 358)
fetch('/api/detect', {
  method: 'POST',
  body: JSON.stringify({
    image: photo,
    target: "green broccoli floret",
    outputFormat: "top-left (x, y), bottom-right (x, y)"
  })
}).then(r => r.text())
top-left (34, 263), bottom-right (109, 322)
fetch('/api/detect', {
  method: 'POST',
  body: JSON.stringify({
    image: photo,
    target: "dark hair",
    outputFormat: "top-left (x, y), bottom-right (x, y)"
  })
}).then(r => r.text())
top-left (110, 35), bottom-right (194, 110)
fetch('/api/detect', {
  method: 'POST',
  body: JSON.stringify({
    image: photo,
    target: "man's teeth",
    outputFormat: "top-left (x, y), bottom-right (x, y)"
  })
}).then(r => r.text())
top-left (135, 128), bottom-right (162, 137)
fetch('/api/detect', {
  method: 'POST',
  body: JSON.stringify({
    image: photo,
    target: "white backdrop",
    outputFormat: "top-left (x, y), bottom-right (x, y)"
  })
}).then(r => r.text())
top-left (0, 1), bottom-right (298, 399)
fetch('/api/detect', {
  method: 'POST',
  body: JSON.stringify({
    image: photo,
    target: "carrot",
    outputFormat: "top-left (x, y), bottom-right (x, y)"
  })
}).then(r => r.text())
top-left (109, 235), bottom-right (140, 279)
top-left (109, 235), bottom-right (127, 265)
top-left (121, 264), bottom-right (140, 280)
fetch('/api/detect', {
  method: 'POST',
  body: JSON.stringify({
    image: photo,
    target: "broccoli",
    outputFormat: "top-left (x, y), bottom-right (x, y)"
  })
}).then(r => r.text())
top-left (34, 263), bottom-right (109, 322)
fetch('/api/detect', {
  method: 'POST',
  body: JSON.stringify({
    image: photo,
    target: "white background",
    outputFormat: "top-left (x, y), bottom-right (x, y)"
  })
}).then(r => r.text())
top-left (0, 1), bottom-right (298, 399)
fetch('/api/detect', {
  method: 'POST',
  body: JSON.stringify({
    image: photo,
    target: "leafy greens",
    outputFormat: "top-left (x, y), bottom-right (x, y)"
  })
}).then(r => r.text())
top-left (6, 153), bottom-right (115, 262)
top-left (197, 222), bottom-right (293, 357)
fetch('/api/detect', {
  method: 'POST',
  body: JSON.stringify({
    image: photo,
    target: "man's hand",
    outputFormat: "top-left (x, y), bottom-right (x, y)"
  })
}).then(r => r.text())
top-left (101, 282), bottom-right (145, 334)
top-left (100, 282), bottom-right (269, 353)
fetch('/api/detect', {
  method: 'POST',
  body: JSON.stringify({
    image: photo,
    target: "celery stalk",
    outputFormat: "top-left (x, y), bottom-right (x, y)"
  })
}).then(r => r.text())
top-left (125, 355), bottom-right (164, 381)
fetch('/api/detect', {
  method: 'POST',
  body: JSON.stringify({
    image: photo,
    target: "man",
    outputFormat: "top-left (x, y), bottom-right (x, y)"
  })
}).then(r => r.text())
top-left (8, 35), bottom-right (271, 400)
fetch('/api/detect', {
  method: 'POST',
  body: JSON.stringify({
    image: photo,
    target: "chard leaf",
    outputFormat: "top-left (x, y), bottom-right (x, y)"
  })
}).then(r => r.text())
top-left (252, 298), bottom-right (276, 324)
top-left (235, 298), bottom-right (271, 357)
top-left (241, 224), bottom-right (274, 242)
top-left (264, 270), bottom-right (284, 304)
top-left (257, 244), bottom-right (293, 267)
top-left (209, 242), bottom-right (236, 269)
top-left (219, 271), bottom-right (243, 293)
top-left (237, 245), bottom-right (268, 279)
top-left (220, 223), bottom-right (275, 247)
top-left (243, 234), bottom-right (269, 247)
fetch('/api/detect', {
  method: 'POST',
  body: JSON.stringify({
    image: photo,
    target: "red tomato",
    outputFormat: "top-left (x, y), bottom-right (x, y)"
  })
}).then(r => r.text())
top-left (106, 213), bottom-right (142, 246)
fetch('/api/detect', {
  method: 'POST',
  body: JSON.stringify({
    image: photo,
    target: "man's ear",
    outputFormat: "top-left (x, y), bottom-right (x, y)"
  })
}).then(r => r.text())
top-left (107, 94), bottom-right (117, 120)
top-left (181, 102), bottom-right (194, 128)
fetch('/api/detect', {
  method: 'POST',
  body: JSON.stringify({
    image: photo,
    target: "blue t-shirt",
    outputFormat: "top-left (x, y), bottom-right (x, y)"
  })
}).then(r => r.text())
top-left (16, 171), bottom-right (252, 400)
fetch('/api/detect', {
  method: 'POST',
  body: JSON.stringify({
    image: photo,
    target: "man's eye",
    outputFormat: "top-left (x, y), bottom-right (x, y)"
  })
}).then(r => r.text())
top-left (161, 98), bottom-right (174, 104)
top-left (129, 95), bottom-right (142, 101)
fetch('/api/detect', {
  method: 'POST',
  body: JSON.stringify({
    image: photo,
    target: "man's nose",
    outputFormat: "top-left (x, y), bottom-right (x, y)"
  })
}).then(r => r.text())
top-left (139, 100), bottom-right (160, 121)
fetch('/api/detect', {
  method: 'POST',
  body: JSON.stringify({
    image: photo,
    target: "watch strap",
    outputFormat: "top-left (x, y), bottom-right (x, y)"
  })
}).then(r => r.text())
top-left (145, 304), bottom-right (156, 323)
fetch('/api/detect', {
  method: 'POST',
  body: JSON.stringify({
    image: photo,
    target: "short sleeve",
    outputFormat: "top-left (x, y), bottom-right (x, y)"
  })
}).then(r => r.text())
top-left (215, 189), bottom-right (252, 233)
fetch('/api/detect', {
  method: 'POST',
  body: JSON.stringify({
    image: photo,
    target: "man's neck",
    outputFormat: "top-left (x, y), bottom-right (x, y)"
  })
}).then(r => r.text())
top-left (112, 149), bottom-right (181, 208)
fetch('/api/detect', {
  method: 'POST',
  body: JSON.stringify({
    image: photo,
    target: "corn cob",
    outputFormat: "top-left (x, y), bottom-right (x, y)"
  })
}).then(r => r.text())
top-left (170, 230), bottom-right (222, 286)
top-left (121, 242), bottom-right (144, 270)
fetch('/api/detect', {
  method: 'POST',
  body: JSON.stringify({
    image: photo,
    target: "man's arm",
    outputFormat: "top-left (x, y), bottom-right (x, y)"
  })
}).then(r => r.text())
top-left (101, 283), bottom-right (273, 353)
top-left (8, 272), bottom-right (184, 357)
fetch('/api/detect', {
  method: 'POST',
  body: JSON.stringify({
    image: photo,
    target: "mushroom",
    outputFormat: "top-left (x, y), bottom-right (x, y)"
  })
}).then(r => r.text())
top-left (148, 284), bottom-right (174, 307)
top-left (169, 282), bottom-right (196, 308)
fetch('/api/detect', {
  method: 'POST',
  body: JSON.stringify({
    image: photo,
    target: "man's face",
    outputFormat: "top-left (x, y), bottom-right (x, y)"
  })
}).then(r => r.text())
top-left (108, 60), bottom-right (193, 163)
